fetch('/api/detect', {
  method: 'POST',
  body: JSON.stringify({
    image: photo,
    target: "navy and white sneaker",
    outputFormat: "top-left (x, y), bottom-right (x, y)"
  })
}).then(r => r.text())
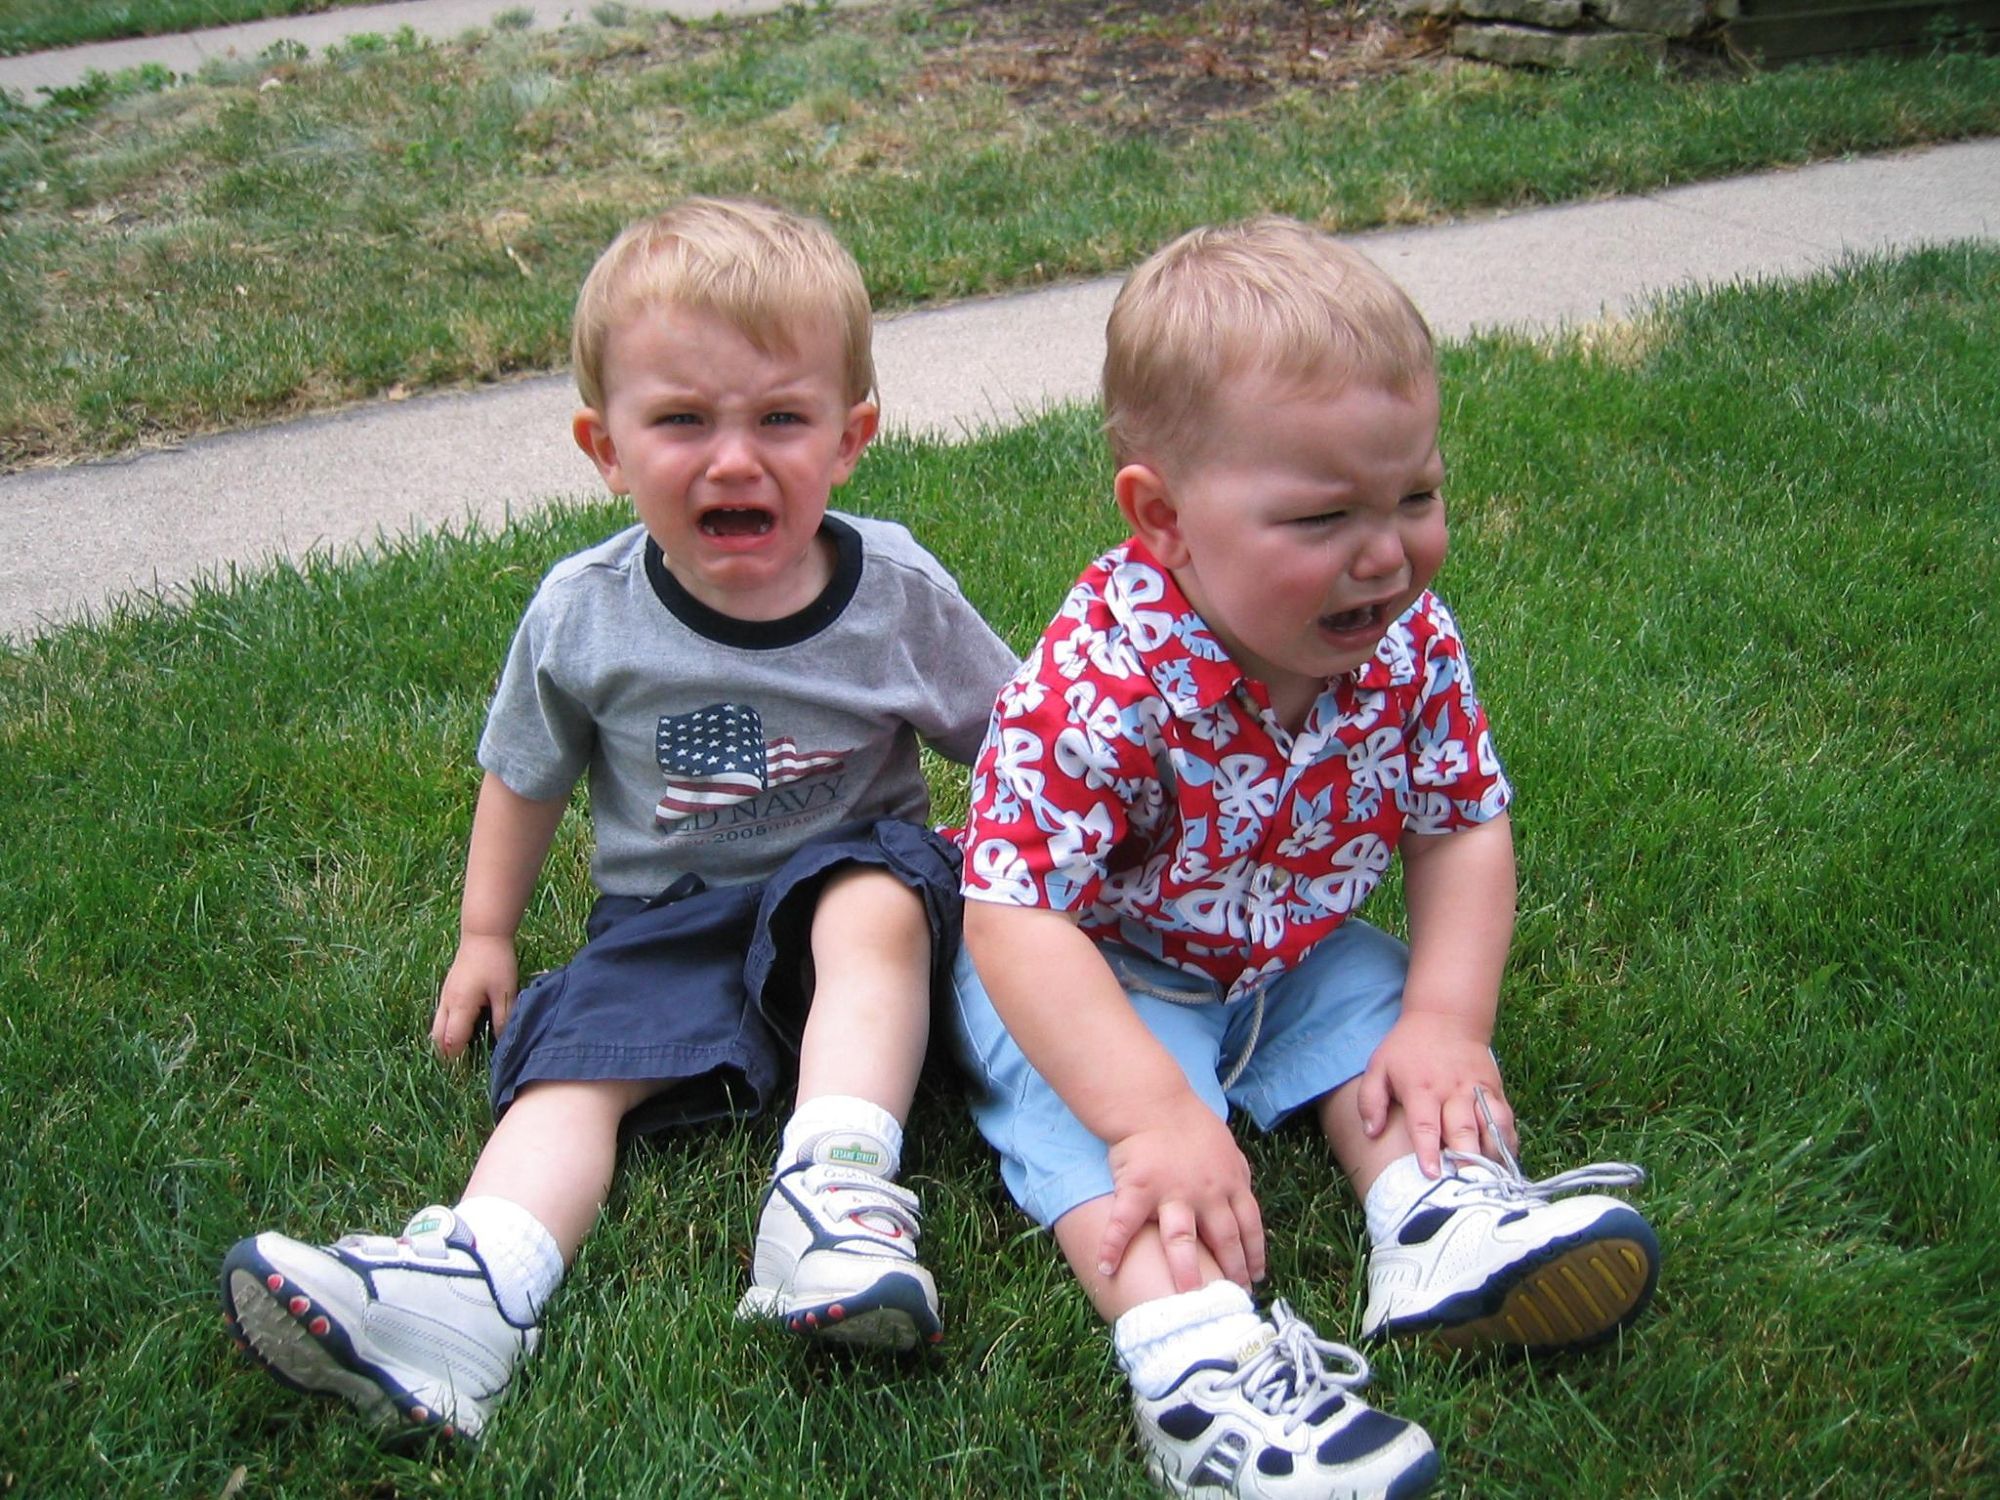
top-left (1134, 1300), bottom-right (1437, 1500)
top-left (1362, 1126), bottom-right (1659, 1354)
top-left (735, 1160), bottom-right (942, 1351)
top-left (220, 1205), bottom-right (538, 1440)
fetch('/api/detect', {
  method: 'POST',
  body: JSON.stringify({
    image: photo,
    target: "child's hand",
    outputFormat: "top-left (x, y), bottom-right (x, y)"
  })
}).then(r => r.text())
top-left (1357, 1012), bottom-right (1516, 1177)
top-left (432, 934), bottom-right (518, 1059)
top-left (1100, 1093), bottom-right (1266, 1293)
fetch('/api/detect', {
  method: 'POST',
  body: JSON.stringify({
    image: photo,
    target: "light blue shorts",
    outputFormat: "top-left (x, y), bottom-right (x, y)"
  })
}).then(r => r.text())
top-left (947, 920), bottom-right (1410, 1228)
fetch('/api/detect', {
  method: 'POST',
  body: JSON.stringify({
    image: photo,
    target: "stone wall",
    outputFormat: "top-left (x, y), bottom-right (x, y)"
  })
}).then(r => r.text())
top-left (1398, 0), bottom-right (1722, 67)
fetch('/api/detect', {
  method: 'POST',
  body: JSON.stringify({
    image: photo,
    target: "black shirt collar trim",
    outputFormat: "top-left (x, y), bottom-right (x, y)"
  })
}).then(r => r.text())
top-left (643, 515), bottom-right (862, 650)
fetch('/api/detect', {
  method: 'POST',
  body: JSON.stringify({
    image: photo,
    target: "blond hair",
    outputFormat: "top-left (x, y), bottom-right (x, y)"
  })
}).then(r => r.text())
top-left (571, 197), bottom-right (875, 413)
top-left (1103, 216), bottom-right (1435, 472)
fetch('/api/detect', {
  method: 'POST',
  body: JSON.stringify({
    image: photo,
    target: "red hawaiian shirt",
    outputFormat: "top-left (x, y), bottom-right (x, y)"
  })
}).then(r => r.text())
top-left (960, 537), bottom-right (1511, 1003)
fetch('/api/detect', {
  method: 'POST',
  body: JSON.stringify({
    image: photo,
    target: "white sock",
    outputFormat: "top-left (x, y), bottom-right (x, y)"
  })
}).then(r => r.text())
top-left (1113, 1281), bottom-right (1268, 1400)
top-left (453, 1195), bottom-right (564, 1324)
top-left (779, 1094), bottom-right (904, 1179)
top-left (1363, 1152), bottom-right (1436, 1246)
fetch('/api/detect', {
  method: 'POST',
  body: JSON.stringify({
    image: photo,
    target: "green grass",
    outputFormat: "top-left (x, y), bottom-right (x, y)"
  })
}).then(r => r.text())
top-left (0, 0), bottom-right (395, 58)
top-left (2, 0), bottom-right (1998, 466)
top-left (2, 244), bottom-right (1994, 1495)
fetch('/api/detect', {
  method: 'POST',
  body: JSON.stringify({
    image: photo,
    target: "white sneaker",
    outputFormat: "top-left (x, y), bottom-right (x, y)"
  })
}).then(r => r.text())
top-left (735, 1160), bottom-right (942, 1351)
top-left (220, 1205), bottom-right (539, 1440)
top-left (1134, 1300), bottom-right (1437, 1500)
top-left (1362, 1136), bottom-right (1659, 1354)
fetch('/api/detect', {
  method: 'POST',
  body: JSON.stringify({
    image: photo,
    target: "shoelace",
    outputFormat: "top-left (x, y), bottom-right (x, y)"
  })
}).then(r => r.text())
top-left (1214, 1300), bottom-right (1370, 1436)
top-left (1441, 1086), bottom-right (1647, 1204)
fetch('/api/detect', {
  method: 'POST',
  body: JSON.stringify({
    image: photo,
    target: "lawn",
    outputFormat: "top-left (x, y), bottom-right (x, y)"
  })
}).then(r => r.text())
top-left (0, 0), bottom-right (397, 58)
top-left (2, 0), bottom-right (1998, 467)
top-left (1, 242), bottom-right (1993, 1496)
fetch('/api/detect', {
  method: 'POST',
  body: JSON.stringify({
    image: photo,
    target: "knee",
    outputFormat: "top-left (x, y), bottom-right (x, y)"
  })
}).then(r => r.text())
top-left (812, 867), bottom-right (928, 957)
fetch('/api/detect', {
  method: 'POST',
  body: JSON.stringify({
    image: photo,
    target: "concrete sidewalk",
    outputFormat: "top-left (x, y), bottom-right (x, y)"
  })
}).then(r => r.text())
top-left (0, 0), bottom-right (844, 99)
top-left (3, 134), bottom-right (1998, 640)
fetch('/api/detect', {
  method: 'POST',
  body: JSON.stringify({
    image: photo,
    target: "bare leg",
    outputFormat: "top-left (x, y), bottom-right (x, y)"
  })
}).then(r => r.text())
top-left (461, 1076), bottom-right (661, 1262)
top-left (1318, 1075), bottom-right (1420, 1200)
top-left (1054, 1195), bottom-right (1230, 1323)
top-left (740, 869), bottom-right (941, 1348)
top-left (1047, 1079), bottom-right (1417, 1325)
top-left (793, 866), bottom-right (931, 1121)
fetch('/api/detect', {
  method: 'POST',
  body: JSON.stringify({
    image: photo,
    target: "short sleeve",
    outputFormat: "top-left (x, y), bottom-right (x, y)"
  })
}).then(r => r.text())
top-left (476, 596), bottom-right (594, 803)
top-left (1398, 598), bottom-right (1512, 836)
top-left (960, 637), bottom-right (1144, 914)
top-left (905, 566), bottom-right (1020, 767)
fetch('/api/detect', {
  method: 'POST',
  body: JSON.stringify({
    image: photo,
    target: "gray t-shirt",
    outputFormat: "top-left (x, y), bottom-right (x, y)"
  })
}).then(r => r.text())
top-left (479, 513), bottom-right (1018, 897)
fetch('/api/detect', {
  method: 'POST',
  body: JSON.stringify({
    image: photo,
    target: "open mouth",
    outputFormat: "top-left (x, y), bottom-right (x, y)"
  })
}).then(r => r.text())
top-left (1320, 602), bottom-right (1385, 635)
top-left (698, 508), bottom-right (775, 538)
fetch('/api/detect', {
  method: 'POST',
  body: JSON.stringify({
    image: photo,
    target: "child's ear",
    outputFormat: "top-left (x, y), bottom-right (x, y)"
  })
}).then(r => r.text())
top-left (573, 409), bottom-right (626, 494)
top-left (1115, 462), bottom-right (1192, 569)
top-left (830, 400), bottom-right (880, 486)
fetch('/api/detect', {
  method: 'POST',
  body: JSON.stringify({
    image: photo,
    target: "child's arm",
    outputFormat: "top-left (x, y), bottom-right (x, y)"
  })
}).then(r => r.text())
top-left (1355, 812), bottom-right (1519, 1175)
top-left (963, 901), bottom-right (1267, 1294)
top-left (432, 772), bottom-right (569, 1059)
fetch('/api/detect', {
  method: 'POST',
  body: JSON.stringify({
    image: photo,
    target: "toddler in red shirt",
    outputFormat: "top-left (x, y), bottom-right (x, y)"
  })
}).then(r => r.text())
top-left (950, 216), bottom-right (1659, 1500)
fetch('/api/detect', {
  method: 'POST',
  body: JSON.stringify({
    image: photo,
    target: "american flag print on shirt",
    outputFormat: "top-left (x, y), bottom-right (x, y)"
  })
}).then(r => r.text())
top-left (654, 703), bottom-right (847, 824)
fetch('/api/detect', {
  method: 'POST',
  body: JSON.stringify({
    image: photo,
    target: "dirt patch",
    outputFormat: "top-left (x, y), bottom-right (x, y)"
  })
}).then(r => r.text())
top-left (916, 0), bottom-right (1443, 133)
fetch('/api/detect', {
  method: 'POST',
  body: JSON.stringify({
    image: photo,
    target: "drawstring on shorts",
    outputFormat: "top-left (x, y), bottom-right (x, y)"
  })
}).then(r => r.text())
top-left (1108, 956), bottom-right (1268, 1091)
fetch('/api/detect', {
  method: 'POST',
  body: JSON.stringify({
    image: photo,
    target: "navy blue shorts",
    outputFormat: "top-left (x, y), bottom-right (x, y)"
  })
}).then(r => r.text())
top-left (489, 819), bottom-right (964, 1138)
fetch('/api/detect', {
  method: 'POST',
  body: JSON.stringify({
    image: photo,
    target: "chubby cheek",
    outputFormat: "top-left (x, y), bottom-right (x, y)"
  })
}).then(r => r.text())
top-left (1410, 520), bottom-right (1449, 589)
top-left (1260, 548), bottom-right (1338, 605)
top-left (1381, 507), bottom-right (1447, 594)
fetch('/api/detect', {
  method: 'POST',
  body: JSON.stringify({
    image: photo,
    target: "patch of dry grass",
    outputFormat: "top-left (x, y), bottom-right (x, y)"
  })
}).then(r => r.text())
top-left (3, 0), bottom-right (1996, 467)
